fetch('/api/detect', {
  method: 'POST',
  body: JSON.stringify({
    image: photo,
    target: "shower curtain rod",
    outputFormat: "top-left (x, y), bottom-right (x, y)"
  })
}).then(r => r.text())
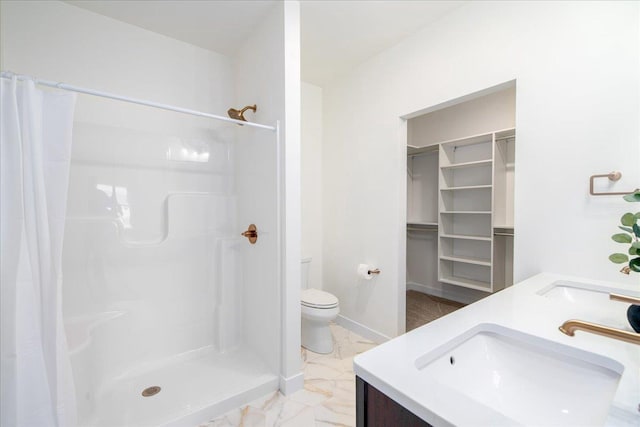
top-left (0, 71), bottom-right (276, 131)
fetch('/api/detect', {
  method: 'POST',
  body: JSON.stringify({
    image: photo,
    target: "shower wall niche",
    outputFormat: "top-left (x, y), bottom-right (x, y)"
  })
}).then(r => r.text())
top-left (407, 85), bottom-right (516, 303)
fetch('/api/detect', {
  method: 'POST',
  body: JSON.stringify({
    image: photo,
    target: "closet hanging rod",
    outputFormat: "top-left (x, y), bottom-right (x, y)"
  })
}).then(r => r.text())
top-left (0, 71), bottom-right (276, 131)
top-left (452, 138), bottom-right (493, 151)
top-left (408, 151), bottom-right (438, 159)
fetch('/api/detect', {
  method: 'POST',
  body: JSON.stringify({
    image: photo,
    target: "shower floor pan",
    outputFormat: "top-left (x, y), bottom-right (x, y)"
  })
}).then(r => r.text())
top-left (85, 346), bottom-right (278, 427)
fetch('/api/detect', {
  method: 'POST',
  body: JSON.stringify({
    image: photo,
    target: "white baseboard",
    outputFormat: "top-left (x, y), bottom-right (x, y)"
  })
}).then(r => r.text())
top-left (279, 372), bottom-right (304, 395)
top-left (407, 281), bottom-right (483, 305)
top-left (335, 315), bottom-right (391, 344)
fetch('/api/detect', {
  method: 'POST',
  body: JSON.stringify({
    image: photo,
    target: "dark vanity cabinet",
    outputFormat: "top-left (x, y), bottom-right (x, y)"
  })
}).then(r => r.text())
top-left (356, 377), bottom-right (432, 427)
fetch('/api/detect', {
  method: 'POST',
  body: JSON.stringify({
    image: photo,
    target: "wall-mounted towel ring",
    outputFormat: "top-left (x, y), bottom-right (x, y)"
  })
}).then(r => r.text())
top-left (589, 171), bottom-right (639, 196)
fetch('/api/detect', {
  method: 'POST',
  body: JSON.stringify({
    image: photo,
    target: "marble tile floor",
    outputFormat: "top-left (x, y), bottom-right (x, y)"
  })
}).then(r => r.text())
top-left (200, 323), bottom-right (377, 427)
top-left (406, 290), bottom-right (465, 332)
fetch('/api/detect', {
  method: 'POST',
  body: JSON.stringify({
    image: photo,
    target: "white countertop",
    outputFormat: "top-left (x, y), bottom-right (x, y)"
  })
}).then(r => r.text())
top-left (353, 273), bottom-right (640, 426)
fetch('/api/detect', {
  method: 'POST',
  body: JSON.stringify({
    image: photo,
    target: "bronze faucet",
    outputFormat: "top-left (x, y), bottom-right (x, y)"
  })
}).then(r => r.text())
top-left (558, 293), bottom-right (640, 345)
top-left (559, 319), bottom-right (640, 345)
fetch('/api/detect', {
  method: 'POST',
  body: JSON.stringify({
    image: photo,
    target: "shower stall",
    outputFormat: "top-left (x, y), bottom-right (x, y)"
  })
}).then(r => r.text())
top-left (1, 70), bottom-right (284, 426)
top-left (61, 103), bottom-right (281, 426)
top-left (58, 100), bottom-right (280, 427)
top-left (56, 96), bottom-right (282, 426)
top-left (0, 2), bottom-right (300, 425)
top-left (6, 60), bottom-right (283, 427)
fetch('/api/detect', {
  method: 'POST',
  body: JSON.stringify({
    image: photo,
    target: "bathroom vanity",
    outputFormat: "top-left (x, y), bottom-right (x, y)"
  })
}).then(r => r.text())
top-left (354, 274), bottom-right (640, 427)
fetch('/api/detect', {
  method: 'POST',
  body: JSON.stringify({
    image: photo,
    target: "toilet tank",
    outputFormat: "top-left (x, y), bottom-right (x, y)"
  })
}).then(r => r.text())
top-left (301, 257), bottom-right (312, 290)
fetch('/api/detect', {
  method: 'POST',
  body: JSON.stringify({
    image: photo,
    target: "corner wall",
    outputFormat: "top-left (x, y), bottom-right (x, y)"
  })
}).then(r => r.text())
top-left (323, 1), bottom-right (640, 339)
top-left (301, 82), bottom-right (323, 290)
top-left (233, 0), bottom-right (302, 393)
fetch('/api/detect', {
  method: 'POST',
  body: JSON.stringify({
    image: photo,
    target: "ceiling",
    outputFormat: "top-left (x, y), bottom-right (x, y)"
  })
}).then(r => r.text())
top-left (300, 1), bottom-right (465, 86)
top-left (66, 0), bottom-right (465, 87)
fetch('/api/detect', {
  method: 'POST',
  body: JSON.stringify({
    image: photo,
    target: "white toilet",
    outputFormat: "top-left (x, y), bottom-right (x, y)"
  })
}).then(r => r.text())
top-left (301, 257), bottom-right (339, 354)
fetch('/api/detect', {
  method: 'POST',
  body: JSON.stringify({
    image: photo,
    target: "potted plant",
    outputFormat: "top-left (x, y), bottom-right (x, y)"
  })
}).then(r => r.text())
top-left (609, 190), bottom-right (640, 332)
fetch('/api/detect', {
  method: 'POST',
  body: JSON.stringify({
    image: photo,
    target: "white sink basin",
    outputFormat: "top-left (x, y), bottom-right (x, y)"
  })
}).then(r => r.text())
top-left (414, 323), bottom-right (624, 426)
top-left (537, 280), bottom-right (640, 307)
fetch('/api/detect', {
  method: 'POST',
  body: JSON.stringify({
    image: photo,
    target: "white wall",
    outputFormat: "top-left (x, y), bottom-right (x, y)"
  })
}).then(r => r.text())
top-left (301, 82), bottom-right (323, 290)
top-left (408, 86), bottom-right (516, 147)
top-left (323, 1), bottom-right (640, 339)
top-left (234, 0), bottom-right (302, 394)
top-left (233, 0), bottom-right (284, 382)
top-left (1, 0), bottom-right (303, 416)
top-left (1, 1), bottom-right (241, 421)
top-left (282, 0), bottom-right (302, 393)
top-left (1, 1), bottom-right (233, 134)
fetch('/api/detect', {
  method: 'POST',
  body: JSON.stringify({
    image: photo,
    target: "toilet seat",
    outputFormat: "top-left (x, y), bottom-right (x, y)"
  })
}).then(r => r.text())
top-left (301, 288), bottom-right (338, 309)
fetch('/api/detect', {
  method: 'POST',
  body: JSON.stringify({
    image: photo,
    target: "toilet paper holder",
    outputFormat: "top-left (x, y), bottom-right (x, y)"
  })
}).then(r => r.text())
top-left (357, 264), bottom-right (381, 279)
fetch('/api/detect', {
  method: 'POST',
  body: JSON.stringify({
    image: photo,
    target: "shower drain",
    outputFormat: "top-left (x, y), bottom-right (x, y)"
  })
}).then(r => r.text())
top-left (141, 386), bottom-right (161, 397)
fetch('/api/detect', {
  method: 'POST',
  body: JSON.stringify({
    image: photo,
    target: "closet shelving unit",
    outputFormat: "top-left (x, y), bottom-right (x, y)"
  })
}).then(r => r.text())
top-left (438, 132), bottom-right (495, 291)
top-left (407, 128), bottom-right (515, 293)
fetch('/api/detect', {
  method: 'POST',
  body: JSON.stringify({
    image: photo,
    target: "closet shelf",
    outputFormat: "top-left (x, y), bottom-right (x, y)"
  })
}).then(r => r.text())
top-left (440, 234), bottom-right (492, 241)
top-left (407, 222), bottom-right (438, 233)
top-left (493, 225), bottom-right (514, 229)
top-left (440, 211), bottom-right (492, 215)
top-left (440, 159), bottom-right (492, 170)
top-left (439, 276), bottom-right (492, 292)
top-left (407, 221), bottom-right (438, 227)
top-left (429, 131), bottom-right (493, 148)
top-left (439, 255), bottom-right (492, 267)
top-left (440, 185), bottom-right (492, 191)
top-left (408, 145), bottom-right (438, 156)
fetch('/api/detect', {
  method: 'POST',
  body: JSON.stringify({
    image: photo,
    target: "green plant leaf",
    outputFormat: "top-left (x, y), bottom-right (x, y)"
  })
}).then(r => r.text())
top-left (623, 191), bottom-right (640, 202)
top-left (619, 226), bottom-right (634, 233)
top-left (633, 241), bottom-right (640, 249)
top-left (629, 257), bottom-right (640, 272)
top-left (621, 213), bottom-right (636, 226)
top-left (629, 247), bottom-right (639, 256)
top-left (635, 212), bottom-right (640, 220)
top-left (634, 224), bottom-right (640, 238)
top-left (612, 233), bottom-right (632, 243)
top-left (610, 253), bottom-right (629, 263)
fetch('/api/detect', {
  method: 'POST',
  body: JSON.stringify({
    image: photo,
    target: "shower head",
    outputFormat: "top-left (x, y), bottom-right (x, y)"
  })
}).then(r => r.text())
top-left (227, 104), bottom-right (257, 123)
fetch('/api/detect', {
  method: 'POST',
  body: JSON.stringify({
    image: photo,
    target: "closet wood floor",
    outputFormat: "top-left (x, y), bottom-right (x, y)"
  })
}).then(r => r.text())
top-left (406, 290), bottom-right (465, 331)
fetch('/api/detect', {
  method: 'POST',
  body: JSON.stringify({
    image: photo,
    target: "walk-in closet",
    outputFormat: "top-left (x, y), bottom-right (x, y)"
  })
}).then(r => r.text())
top-left (406, 85), bottom-right (516, 321)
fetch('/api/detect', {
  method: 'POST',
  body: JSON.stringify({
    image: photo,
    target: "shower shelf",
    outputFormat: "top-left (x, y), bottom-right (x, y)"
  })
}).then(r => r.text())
top-left (66, 192), bottom-right (237, 247)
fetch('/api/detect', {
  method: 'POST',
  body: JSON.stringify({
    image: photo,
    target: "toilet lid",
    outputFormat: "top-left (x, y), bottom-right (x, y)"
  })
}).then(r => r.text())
top-left (301, 288), bottom-right (338, 308)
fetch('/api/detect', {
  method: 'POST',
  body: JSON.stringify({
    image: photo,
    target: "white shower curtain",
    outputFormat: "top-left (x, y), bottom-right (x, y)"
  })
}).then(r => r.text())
top-left (1, 76), bottom-right (77, 427)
